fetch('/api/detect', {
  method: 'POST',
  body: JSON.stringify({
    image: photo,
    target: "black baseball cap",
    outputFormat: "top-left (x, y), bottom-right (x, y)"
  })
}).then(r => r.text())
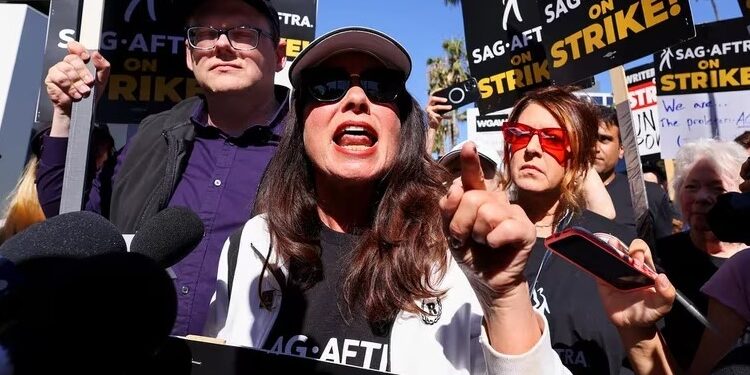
top-left (186, 0), bottom-right (280, 42)
top-left (288, 27), bottom-right (412, 88)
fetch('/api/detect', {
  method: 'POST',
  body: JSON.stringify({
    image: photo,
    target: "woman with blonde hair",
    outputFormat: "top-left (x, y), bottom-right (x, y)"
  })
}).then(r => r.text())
top-left (0, 156), bottom-right (45, 244)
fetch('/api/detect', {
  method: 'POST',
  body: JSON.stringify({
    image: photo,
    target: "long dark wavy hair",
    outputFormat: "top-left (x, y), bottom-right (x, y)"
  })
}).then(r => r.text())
top-left (255, 87), bottom-right (449, 323)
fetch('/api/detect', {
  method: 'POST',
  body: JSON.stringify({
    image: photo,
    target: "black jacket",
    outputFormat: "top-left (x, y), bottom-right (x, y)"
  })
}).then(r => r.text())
top-left (109, 96), bottom-right (201, 233)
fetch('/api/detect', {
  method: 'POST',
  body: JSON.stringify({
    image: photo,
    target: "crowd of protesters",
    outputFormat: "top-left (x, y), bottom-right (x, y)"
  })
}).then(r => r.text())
top-left (1, 0), bottom-right (749, 373)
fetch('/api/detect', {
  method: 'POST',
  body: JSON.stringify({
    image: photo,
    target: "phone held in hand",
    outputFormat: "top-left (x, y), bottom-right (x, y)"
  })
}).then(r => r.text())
top-left (432, 77), bottom-right (479, 114)
top-left (544, 227), bottom-right (657, 290)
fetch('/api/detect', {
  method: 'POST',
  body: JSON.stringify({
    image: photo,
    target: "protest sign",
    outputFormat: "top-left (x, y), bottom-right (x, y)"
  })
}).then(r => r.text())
top-left (274, 0), bottom-right (316, 59)
top-left (95, 0), bottom-right (194, 124)
top-left (36, 0), bottom-right (83, 123)
top-left (654, 18), bottom-right (750, 158)
top-left (466, 107), bottom-right (509, 162)
top-left (537, 0), bottom-right (695, 85)
top-left (625, 63), bottom-right (660, 156)
top-left (460, 0), bottom-right (550, 114)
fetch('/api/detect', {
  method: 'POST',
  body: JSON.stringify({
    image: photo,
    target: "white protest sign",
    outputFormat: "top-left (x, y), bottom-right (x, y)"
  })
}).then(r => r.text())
top-left (626, 64), bottom-right (661, 156)
top-left (659, 91), bottom-right (750, 158)
top-left (466, 107), bottom-right (509, 164)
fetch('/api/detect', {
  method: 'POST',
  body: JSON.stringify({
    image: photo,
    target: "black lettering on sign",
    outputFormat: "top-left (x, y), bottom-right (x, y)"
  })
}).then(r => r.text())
top-left (655, 18), bottom-right (750, 95)
top-left (475, 114), bottom-right (508, 133)
top-left (538, 0), bottom-right (695, 85)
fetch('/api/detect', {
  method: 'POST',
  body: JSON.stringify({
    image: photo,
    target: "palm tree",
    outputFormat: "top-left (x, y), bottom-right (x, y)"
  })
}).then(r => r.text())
top-left (427, 38), bottom-right (469, 155)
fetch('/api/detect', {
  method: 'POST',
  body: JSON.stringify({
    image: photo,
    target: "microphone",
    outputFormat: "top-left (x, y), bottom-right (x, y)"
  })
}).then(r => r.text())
top-left (6, 252), bottom-right (177, 375)
top-left (0, 212), bottom-right (178, 374)
top-left (129, 207), bottom-right (204, 268)
top-left (0, 211), bottom-right (126, 263)
top-left (707, 192), bottom-right (750, 243)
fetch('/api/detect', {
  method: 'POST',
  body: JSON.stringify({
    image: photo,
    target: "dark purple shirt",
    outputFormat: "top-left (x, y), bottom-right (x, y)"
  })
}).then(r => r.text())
top-left (36, 88), bottom-right (289, 335)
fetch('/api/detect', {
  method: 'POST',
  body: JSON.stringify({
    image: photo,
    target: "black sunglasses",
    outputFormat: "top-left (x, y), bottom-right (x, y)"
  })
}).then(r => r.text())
top-left (301, 68), bottom-right (405, 103)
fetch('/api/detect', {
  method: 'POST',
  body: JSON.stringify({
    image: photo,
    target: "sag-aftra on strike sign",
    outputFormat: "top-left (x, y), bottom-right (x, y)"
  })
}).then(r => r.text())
top-left (538, 0), bottom-right (695, 85)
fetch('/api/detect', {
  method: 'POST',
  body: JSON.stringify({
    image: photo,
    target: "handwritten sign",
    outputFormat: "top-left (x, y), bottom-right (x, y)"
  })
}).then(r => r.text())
top-left (626, 63), bottom-right (660, 156)
top-left (658, 91), bottom-right (750, 158)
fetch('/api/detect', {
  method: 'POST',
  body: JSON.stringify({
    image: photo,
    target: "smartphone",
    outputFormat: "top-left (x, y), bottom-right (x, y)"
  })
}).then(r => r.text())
top-left (544, 227), bottom-right (657, 290)
top-left (432, 77), bottom-right (480, 114)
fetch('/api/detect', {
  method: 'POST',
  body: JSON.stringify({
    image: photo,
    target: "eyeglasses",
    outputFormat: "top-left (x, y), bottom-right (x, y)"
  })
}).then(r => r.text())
top-left (502, 121), bottom-right (569, 164)
top-left (186, 26), bottom-right (274, 51)
top-left (301, 68), bottom-right (405, 103)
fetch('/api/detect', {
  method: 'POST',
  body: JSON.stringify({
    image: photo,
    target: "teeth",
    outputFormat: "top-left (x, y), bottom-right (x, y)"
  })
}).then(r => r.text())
top-left (343, 145), bottom-right (369, 151)
top-left (345, 126), bottom-right (366, 132)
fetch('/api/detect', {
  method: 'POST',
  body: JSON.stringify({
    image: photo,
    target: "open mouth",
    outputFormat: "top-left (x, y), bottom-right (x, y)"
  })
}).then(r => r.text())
top-left (333, 124), bottom-right (378, 152)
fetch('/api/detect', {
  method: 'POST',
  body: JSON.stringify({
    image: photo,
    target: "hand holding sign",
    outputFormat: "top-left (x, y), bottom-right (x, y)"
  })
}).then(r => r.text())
top-left (439, 141), bottom-right (540, 353)
top-left (44, 40), bottom-right (111, 136)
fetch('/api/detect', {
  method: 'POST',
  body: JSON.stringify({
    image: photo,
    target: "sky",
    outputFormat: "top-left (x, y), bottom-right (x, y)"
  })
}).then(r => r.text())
top-left (315, 0), bottom-right (744, 145)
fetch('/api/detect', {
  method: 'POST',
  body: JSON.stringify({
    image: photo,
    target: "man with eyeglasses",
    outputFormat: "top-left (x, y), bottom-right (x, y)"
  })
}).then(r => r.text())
top-left (36, 0), bottom-right (288, 336)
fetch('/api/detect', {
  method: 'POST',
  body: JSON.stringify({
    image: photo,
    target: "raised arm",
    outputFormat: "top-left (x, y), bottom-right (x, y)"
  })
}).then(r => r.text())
top-left (596, 239), bottom-right (677, 375)
top-left (440, 141), bottom-right (570, 374)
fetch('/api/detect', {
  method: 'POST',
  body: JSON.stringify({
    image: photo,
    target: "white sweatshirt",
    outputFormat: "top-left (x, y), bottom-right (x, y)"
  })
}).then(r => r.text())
top-left (205, 215), bottom-right (572, 375)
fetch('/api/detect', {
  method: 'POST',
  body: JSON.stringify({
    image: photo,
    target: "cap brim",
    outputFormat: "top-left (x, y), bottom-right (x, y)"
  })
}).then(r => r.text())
top-left (438, 149), bottom-right (498, 169)
top-left (289, 27), bottom-right (412, 87)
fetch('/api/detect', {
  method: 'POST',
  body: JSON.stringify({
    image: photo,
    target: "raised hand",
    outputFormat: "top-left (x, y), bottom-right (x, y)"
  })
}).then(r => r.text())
top-left (425, 95), bottom-right (452, 129)
top-left (439, 141), bottom-right (540, 354)
top-left (596, 239), bottom-right (676, 328)
top-left (44, 40), bottom-right (111, 136)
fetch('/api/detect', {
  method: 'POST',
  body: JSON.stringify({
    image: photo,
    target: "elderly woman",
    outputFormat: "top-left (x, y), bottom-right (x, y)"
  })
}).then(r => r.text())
top-left (204, 27), bottom-right (569, 374)
top-left (656, 138), bottom-right (749, 368)
top-left (497, 86), bottom-right (639, 374)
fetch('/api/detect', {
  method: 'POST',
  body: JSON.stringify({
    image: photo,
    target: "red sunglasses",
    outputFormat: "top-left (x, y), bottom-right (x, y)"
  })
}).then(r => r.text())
top-left (502, 122), bottom-right (570, 164)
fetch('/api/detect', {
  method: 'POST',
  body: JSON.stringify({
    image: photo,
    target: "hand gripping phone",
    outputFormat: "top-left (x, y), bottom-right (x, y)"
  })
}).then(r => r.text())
top-left (544, 227), bottom-right (658, 290)
top-left (432, 77), bottom-right (480, 114)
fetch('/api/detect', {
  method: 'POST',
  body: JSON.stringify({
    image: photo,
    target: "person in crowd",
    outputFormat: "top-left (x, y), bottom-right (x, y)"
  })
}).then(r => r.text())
top-left (642, 162), bottom-right (669, 195)
top-left (596, 239), bottom-right (678, 375)
top-left (656, 138), bottom-right (749, 369)
top-left (205, 27), bottom-right (571, 374)
top-left (433, 119), bottom-right (615, 219)
top-left (36, 0), bottom-right (288, 336)
top-left (0, 156), bottom-right (44, 245)
top-left (499, 86), bottom-right (637, 373)
top-left (425, 95), bottom-right (451, 154)
top-left (690, 248), bottom-right (750, 374)
top-left (593, 106), bottom-right (675, 240)
top-left (1, 124), bottom-right (113, 244)
top-left (733, 131), bottom-right (750, 155)
top-left (438, 140), bottom-right (501, 189)
top-left (642, 162), bottom-right (683, 234)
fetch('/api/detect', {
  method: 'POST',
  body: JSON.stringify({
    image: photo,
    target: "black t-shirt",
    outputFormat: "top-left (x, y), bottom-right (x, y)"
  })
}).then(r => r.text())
top-left (263, 227), bottom-right (392, 371)
top-left (606, 173), bottom-right (676, 240)
top-left (656, 232), bottom-right (726, 369)
top-left (524, 209), bottom-right (636, 375)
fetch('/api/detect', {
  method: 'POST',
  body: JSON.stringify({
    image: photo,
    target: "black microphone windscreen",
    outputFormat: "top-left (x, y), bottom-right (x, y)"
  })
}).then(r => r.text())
top-left (0, 211), bottom-right (126, 264)
top-left (707, 192), bottom-right (750, 243)
top-left (8, 252), bottom-right (177, 374)
top-left (130, 207), bottom-right (204, 268)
